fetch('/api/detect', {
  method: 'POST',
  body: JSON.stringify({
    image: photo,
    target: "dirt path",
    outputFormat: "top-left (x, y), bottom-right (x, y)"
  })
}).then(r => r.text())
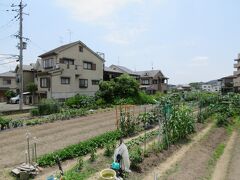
top-left (142, 122), bottom-right (214, 180)
top-left (211, 131), bottom-right (237, 180)
top-left (158, 127), bottom-right (227, 180)
top-left (225, 131), bottom-right (240, 180)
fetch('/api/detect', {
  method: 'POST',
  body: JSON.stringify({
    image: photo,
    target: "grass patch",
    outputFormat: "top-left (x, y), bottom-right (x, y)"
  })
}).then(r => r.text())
top-left (206, 143), bottom-right (225, 180)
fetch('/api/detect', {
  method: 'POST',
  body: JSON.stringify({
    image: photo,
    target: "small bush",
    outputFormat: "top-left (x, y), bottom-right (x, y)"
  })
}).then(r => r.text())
top-left (65, 94), bottom-right (95, 109)
top-left (0, 117), bottom-right (10, 130)
top-left (11, 120), bottom-right (23, 128)
top-left (130, 146), bottom-right (143, 171)
top-left (104, 141), bottom-right (116, 157)
top-left (76, 157), bottom-right (84, 171)
top-left (216, 113), bottom-right (230, 127)
top-left (31, 109), bottom-right (40, 116)
top-left (89, 148), bottom-right (97, 162)
top-left (38, 99), bottom-right (60, 115)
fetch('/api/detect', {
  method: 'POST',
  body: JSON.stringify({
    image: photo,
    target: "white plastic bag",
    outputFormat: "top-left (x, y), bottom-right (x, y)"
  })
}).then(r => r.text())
top-left (114, 143), bottom-right (131, 172)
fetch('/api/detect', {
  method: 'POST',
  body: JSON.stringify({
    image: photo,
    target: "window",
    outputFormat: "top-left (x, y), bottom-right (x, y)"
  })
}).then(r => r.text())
top-left (61, 77), bottom-right (70, 84)
top-left (60, 58), bottom-right (74, 65)
top-left (83, 61), bottom-right (96, 70)
top-left (3, 79), bottom-right (11, 85)
top-left (43, 58), bottom-right (54, 69)
top-left (79, 79), bottom-right (88, 88)
top-left (92, 80), bottom-right (99, 85)
top-left (153, 80), bottom-right (158, 84)
top-left (40, 78), bottom-right (49, 88)
top-left (79, 46), bottom-right (83, 52)
top-left (142, 79), bottom-right (149, 85)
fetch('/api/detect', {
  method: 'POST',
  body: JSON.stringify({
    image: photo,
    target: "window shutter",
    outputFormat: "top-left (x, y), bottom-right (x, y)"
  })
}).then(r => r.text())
top-left (92, 63), bottom-right (96, 70)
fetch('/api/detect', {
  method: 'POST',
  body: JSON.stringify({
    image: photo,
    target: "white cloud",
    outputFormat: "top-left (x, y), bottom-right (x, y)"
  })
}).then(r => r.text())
top-left (189, 56), bottom-right (209, 67)
top-left (55, 0), bottom-right (142, 23)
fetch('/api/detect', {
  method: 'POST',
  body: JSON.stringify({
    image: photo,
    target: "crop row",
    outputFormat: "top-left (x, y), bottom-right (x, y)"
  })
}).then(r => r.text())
top-left (37, 130), bottom-right (122, 167)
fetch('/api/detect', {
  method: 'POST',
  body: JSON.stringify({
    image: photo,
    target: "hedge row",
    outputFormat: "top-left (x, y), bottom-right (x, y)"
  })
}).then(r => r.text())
top-left (37, 130), bottom-right (122, 167)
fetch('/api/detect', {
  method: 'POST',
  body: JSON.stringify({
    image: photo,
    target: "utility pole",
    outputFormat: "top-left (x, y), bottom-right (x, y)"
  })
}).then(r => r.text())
top-left (19, 0), bottom-right (24, 110)
top-left (11, 0), bottom-right (27, 110)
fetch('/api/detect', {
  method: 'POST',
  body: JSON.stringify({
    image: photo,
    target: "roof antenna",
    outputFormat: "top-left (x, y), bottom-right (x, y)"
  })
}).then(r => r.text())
top-left (151, 62), bottom-right (154, 70)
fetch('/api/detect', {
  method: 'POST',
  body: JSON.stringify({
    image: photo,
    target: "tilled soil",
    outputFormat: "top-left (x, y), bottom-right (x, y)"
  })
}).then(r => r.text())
top-left (162, 127), bottom-right (227, 180)
top-left (0, 111), bottom-right (115, 169)
top-left (226, 132), bottom-right (240, 180)
top-left (127, 123), bottom-right (208, 180)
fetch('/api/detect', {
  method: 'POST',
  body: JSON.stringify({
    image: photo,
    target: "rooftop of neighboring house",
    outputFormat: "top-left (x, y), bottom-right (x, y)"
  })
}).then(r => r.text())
top-left (0, 71), bottom-right (16, 78)
top-left (104, 66), bottom-right (122, 73)
top-left (218, 75), bottom-right (235, 81)
top-left (38, 40), bottom-right (105, 62)
top-left (136, 70), bottom-right (168, 79)
top-left (15, 64), bottom-right (36, 72)
top-left (109, 65), bottom-right (139, 76)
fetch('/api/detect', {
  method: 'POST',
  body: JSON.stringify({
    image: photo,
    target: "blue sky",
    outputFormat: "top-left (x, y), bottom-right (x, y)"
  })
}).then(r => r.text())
top-left (0, 0), bottom-right (239, 84)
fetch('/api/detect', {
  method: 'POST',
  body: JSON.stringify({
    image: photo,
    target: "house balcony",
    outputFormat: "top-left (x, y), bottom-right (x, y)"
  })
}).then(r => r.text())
top-left (234, 71), bottom-right (240, 76)
top-left (234, 63), bottom-right (240, 68)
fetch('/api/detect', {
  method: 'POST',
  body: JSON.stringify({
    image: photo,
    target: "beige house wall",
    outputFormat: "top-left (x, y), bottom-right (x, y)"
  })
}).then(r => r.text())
top-left (37, 43), bottom-right (103, 99)
top-left (0, 77), bottom-right (17, 90)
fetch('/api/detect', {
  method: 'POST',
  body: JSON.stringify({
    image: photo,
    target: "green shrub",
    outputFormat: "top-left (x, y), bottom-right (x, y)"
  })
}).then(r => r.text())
top-left (129, 146), bottom-right (143, 171)
top-left (31, 109), bottom-right (40, 116)
top-left (76, 157), bottom-right (84, 171)
top-left (120, 112), bottom-right (139, 137)
top-left (89, 148), bottom-right (97, 162)
top-left (162, 105), bottom-right (195, 145)
top-left (38, 99), bottom-right (60, 115)
top-left (0, 117), bottom-right (10, 130)
top-left (65, 94), bottom-right (95, 109)
top-left (104, 141), bottom-right (116, 157)
top-left (216, 113), bottom-right (230, 127)
top-left (11, 120), bottom-right (23, 128)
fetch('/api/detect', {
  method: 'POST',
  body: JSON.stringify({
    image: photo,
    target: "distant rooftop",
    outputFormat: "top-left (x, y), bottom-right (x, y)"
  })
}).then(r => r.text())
top-left (109, 65), bottom-right (139, 76)
top-left (0, 71), bottom-right (16, 78)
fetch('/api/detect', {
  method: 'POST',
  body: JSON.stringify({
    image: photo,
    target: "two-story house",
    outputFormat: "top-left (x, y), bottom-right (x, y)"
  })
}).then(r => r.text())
top-left (136, 70), bottom-right (168, 94)
top-left (36, 41), bottom-right (104, 100)
top-left (0, 71), bottom-right (17, 102)
top-left (108, 65), bottom-right (140, 80)
top-left (15, 64), bottom-right (36, 93)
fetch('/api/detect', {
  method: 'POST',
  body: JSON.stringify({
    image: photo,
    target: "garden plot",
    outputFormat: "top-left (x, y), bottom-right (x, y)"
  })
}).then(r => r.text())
top-left (158, 127), bottom-right (227, 180)
top-left (0, 105), bottom-right (152, 179)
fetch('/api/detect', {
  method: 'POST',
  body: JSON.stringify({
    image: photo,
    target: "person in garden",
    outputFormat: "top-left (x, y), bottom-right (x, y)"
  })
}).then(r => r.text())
top-left (113, 138), bottom-right (131, 175)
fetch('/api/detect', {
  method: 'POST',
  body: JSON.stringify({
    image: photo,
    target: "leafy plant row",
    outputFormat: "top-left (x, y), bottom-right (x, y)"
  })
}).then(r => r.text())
top-left (37, 130), bottom-right (122, 167)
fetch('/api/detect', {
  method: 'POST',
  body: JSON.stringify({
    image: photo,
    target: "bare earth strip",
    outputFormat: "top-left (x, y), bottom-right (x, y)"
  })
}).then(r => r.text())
top-left (226, 131), bottom-right (240, 180)
top-left (143, 122), bottom-right (214, 180)
top-left (211, 131), bottom-right (237, 180)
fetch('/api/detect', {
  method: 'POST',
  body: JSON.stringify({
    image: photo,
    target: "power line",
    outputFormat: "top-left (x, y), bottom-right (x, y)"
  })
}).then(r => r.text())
top-left (0, 60), bottom-right (17, 65)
